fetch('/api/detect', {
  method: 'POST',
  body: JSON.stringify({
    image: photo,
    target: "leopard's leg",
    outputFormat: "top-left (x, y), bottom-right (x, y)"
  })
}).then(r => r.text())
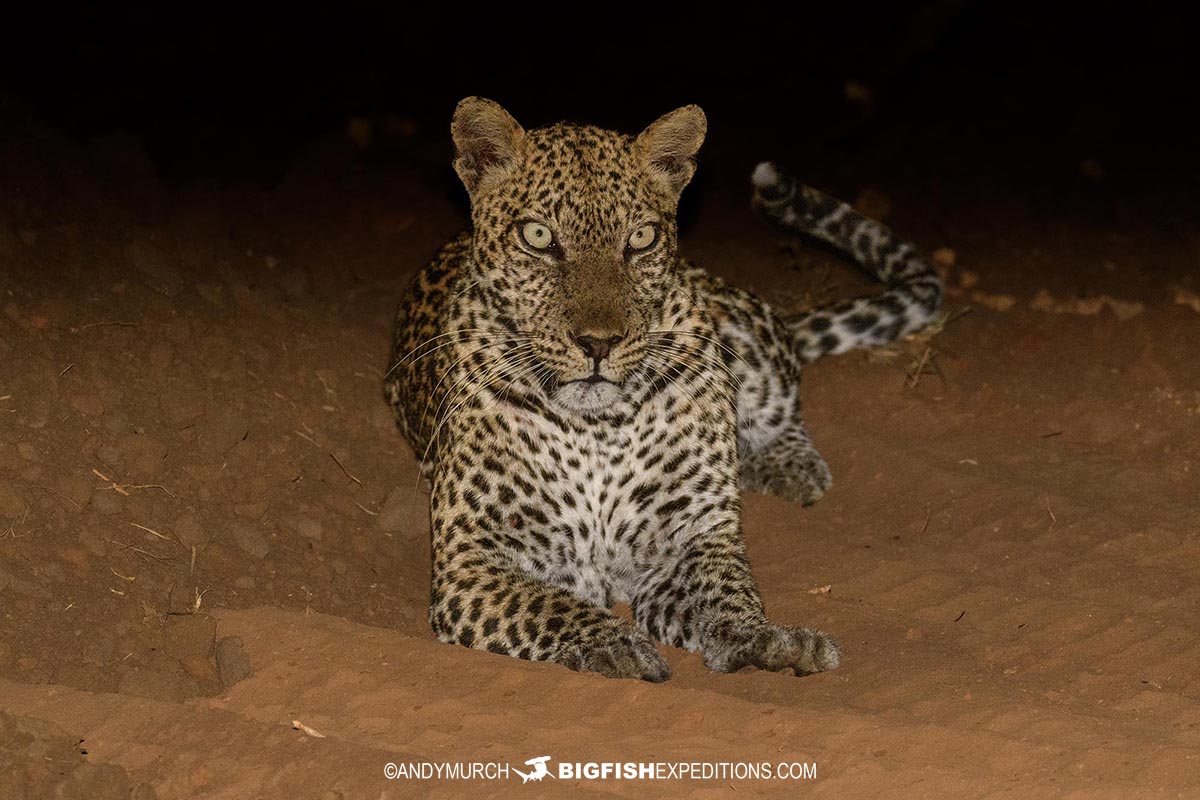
top-left (696, 161), bottom-right (945, 506)
top-left (704, 281), bottom-right (832, 504)
top-left (632, 524), bottom-right (840, 675)
top-left (430, 539), bottom-right (670, 683)
top-left (738, 413), bottom-right (832, 506)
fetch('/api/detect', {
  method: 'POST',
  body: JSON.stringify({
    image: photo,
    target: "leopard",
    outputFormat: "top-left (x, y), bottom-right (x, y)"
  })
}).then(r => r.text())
top-left (384, 98), bottom-right (942, 682)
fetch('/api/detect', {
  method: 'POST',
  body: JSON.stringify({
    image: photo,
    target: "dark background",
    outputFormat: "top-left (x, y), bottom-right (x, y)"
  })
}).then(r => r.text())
top-left (3, 2), bottom-right (1196, 198)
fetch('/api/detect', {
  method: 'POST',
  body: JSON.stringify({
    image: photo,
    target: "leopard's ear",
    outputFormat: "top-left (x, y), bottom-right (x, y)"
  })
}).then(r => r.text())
top-left (635, 105), bottom-right (707, 196)
top-left (451, 97), bottom-right (526, 195)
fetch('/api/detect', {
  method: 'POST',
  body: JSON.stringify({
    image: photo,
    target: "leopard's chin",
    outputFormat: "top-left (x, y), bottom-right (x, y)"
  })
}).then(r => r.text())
top-left (551, 380), bottom-right (627, 417)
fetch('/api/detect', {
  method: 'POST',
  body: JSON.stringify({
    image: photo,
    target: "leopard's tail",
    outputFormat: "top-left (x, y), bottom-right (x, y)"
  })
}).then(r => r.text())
top-left (751, 161), bottom-right (943, 364)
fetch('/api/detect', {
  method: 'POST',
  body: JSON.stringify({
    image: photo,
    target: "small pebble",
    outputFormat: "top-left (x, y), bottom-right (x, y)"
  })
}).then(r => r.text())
top-left (197, 410), bottom-right (249, 457)
top-left (215, 635), bottom-right (252, 687)
top-left (292, 516), bottom-right (323, 541)
top-left (173, 513), bottom-right (209, 549)
top-left (232, 524), bottom-right (269, 558)
top-left (165, 614), bottom-right (216, 659)
top-left (92, 488), bottom-right (124, 515)
top-left (376, 485), bottom-right (428, 540)
top-left (0, 484), bottom-right (26, 517)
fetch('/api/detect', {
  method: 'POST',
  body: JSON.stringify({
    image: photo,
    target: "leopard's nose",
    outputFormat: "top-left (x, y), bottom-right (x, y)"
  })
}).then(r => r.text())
top-left (574, 332), bottom-right (624, 362)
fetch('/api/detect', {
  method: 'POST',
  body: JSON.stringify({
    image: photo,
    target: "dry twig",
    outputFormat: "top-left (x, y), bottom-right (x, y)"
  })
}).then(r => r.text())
top-left (292, 720), bottom-right (326, 738)
top-left (329, 452), bottom-right (363, 486)
top-left (130, 522), bottom-right (170, 541)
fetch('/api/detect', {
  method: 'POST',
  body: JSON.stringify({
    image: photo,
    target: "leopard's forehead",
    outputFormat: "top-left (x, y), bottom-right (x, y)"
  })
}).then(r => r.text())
top-left (491, 122), bottom-right (660, 240)
top-left (527, 122), bottom-right (635, 173)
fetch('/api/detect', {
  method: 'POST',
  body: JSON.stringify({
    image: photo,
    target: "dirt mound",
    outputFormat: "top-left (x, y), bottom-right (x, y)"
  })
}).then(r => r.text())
top-left (0, 711), bottom-right (157, 800)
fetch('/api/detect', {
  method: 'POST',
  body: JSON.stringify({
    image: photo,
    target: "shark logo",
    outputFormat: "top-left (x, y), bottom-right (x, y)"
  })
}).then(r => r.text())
top-left (513, 756), bottom-right (554, 784)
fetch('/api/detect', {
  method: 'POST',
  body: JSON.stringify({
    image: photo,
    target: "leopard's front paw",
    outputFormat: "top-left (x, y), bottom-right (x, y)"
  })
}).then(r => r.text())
top-left (704, 620), bottom-right (840, 676)
top-left (555, 628), bottom-right (671, 683)
top-left (740, 450), bottom-right (833, 507)
top-left (751, 625), bottom-right (840, 675)
top-left (742, 468), bottom-right (832, 506)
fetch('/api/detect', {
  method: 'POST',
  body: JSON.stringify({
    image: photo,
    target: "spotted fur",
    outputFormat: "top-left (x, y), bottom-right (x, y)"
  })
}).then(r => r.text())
top-left (384, 98), bottom-right (941, 681)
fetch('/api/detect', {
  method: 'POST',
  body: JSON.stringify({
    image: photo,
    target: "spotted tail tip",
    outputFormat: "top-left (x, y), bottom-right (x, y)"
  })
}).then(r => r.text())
top-left (751, 161), bottom-right (780, 189)
top-left (750, 161), bottom-right (796, 206)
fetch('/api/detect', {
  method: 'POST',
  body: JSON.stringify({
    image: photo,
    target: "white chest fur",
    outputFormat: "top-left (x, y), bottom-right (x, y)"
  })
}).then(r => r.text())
top-left (499, 392), bottom-right (687, 606)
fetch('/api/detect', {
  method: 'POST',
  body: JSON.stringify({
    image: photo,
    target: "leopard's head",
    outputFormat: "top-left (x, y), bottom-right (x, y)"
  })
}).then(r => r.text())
top-left (451, 97), bottom-right (706, 416)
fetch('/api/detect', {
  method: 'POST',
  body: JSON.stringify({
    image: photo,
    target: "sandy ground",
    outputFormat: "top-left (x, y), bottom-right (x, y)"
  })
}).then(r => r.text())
top-left (1, 107), bottom-right (1198, 798)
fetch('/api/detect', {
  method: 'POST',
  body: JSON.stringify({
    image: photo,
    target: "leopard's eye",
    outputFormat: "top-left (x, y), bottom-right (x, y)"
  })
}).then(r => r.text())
top-left (627, 224), bottom-right (657, 251)
top-left (521, 222), bottom-right (555, 250)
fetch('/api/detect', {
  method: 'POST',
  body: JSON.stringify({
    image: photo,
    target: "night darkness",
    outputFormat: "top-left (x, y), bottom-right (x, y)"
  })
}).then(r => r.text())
top-left (1, 4), bottom-right (1199, 798)
top-left (6, 5), bottom-right (1198, 187)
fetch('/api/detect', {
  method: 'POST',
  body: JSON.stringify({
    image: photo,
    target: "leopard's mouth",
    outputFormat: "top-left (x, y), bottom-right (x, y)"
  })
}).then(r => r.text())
top-left (535, 356), bottom-right (629, 401)
top-left (560, 363), bottom-right (622, 387)
top-left (549, 373), bottom-right (628, 416)
top-left (561, 375), bottom-right (619, 389)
